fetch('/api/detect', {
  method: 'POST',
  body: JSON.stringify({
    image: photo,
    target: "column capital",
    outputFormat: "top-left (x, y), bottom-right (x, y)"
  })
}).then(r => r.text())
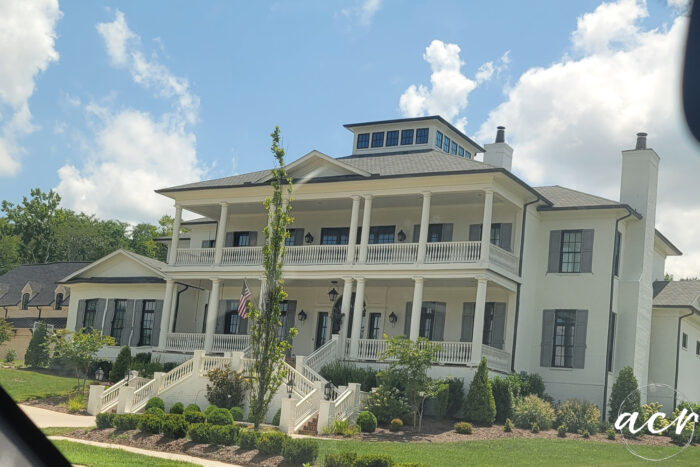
top-left (219, 201), bottom-right (229, 207)
top-left (165, 278), bottom-right (175, 285)
top-left (412, 276), bottom-right (424, 284)
top-left (421, 191), bottom-right (432, 199)
top-left (476, 277), bottom-right (488, 286)
top-left (350, 195), bottom-right (361, 201)
top-left (211, 278), bottom-right (221, 285)
top-left (483, 188), bottom-right (494, 195)
top-left (362, 194), bottom-right (373, 201)
top-left (341, 276), bottom-right (354, 282)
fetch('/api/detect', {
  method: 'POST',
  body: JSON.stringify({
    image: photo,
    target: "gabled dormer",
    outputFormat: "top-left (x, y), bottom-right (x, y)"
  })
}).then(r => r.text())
top-left (344, 116), bottom-right (484, 158)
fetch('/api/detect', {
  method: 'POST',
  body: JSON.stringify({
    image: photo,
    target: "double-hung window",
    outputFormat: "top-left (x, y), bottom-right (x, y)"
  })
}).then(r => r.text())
top-left (435, 131), bottom-right (443, 148)
top-left (458, 146), bottom-right (465, 157)
top-left (139, 300), bottom-right (155, 346)
top-left (450, 141), bottom-right (457, 154)
top-left (357, 133), bottom-right (369, 149)
top-left (371, 132), bottom-right (384, 148)
top-left (55, 293), bottom-right (64, 310)
top-left (83, 299), bottom-right (97, 330)
top-left (111, 300), bottom-right (127, 345)
top-left (386, 130), bottom-right (399, 146)
top-left (368, 313), bottom-right (382, 339)
top-left (416, 128), bottom-right (429, 144)
top-left (400, 129), bottom-right (414, 145)
top-left (369, 226), bottom-right (395, 244)
top-left (224, 301), bottom-right (244, 335)
top-left (560, 230), bottom-right (583, 273)
top-left (443, 136), bottom-right (451, 152)
top-left (552, 310), bottom-right (576, 368)
top-left (21, 293), bottom-right (29, 310)
top-left (321, 227), bottom-right (349, 245)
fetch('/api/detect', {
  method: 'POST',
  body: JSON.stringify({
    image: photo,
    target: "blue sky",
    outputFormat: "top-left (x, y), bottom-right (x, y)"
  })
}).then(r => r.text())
top-left (0, 0), bottom-right (698, 275)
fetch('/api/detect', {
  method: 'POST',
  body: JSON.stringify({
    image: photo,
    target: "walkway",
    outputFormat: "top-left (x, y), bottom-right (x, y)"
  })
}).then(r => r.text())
top-left (49, 436), bottom-right (240, 467)
top-left (20, 404), bottom-right (95, 428)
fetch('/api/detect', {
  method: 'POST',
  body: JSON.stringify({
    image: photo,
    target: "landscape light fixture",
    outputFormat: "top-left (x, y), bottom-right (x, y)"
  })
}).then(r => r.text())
top-left (287, 378), bottom-right (295, 398)
top-left (324, 382), bottom-right (334, 400)
top-left (95, 367), bottom-right (104, 382)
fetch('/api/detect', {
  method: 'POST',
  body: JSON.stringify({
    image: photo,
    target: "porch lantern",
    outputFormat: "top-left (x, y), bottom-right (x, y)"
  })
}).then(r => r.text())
top-left (298, 309), bottom-right (307, 322)
top-left (95, 367), bottom-right (104, 382)
top-left (324, 381), bottom-right (334, 400)
top-left (397, 230), bottom-right (406, 242)
top-left (388, 312), bottom-right (398, 327)
top-left (328, 286), bottom-right (339, 303)
top-left (124, 370), bottom-right (131, 387)
top-left (305, 232), bottom-right (314, 244)
top-left (286, 378), bottom-right (295, 398)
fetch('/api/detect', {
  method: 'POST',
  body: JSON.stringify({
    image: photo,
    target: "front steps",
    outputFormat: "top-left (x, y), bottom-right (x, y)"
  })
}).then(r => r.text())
top-left (297, 413), bottom-right (319, 435)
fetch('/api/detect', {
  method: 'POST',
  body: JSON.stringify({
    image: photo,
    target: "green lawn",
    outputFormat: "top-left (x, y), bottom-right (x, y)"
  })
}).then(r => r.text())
top-left (52, 440), bottom-right (197, 467)
top-left (317, 438), bottom-right (700, 466)
top-left (0, 367), bottom-right (81, 401)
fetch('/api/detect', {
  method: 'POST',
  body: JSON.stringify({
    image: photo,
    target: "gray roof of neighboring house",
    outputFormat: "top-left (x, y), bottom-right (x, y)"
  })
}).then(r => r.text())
top-left (0, 262), bottom-right (90, 307)
top-left (653, 280), bottom-right (700, 309)
top-left (5, 317), bottom-right (67, 329)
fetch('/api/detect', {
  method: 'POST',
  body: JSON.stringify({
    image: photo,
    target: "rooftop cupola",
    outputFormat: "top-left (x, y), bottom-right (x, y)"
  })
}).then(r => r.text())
top-left (483, 125), bottom-right (513, 171)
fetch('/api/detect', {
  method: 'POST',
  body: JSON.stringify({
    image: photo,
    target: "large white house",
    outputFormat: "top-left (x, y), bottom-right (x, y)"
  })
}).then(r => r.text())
top-left (64, 116), bottom-right (700, 427)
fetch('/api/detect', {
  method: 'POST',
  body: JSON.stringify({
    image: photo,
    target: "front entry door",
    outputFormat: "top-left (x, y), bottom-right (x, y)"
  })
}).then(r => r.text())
top-left (315, 312), bottom-right (329, 350)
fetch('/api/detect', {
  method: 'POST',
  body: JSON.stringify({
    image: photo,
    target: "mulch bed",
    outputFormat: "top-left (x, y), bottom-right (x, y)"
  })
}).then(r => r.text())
top-left (24, 394), bottom-right (89, 416)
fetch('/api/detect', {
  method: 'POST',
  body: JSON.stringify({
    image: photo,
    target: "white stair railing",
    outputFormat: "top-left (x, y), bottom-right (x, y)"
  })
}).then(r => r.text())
top-left (99, 378), bottom-right (127, 412)
top-left (304, 337), bottom-right (337, 372)
top-left (200, 356), bottom-right (231, 375)
top-left (293, 388), bottom-right (319, 432)
top-left (332, 387), bottom-right (354, 422)
top-left (131, 379), bottom-right (159, 412)
top-left (159, 359), bottom-right (195, 393)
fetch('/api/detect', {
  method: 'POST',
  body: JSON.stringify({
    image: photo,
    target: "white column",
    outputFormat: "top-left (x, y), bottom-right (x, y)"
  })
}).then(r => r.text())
top-left (417, 192), bottom-right (432, 263)
top-left (358, 195), bottom-right (373, 263)
top-left (214, 203), bottom-right (229, 265)
top-left (157, 279), bottom-right (175, 349)
top-left (471, 278), bottom-right (488, 363)
top-left (338, 277), bottom-right (354, 356)
top-left (204, 279), bottom-right (221, 353)
top-left (168, 204), bottom-right (183, 265)
top-left (481, 190), bottom-right (494, 264)
top-left (346, 196), bottom-right (361, 263)
top-left (409, 277), bottom-right (424, 341)
top-left (349, 278), bottom-right (366, 358)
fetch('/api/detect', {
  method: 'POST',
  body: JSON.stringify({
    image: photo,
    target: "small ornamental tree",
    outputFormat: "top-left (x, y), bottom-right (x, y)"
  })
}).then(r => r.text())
top-left (380, 336), bottom-right (442, 430)
top-left (110, 346), bottom-right (131, 383)
top-left (205, 364), bottom-right (246, 409)
top-left (463, 357), bottom-right (496, 426)
top-left (49, 329), bottom-right (114, 389)
top-left (246, 127), bottom-right (298, 429)
top-left (608, 366), bottom-right (641, 423)
top-left (0, 318), bottom-right (12, 347)
top-left (25, 321), bottom-right (50, 368)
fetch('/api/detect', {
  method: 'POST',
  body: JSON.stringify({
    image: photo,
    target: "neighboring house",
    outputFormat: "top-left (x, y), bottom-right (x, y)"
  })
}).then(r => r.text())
top-left (0, 262), bottom-right (89, 360)
top-left (67, 116), bottom-right (698, 418)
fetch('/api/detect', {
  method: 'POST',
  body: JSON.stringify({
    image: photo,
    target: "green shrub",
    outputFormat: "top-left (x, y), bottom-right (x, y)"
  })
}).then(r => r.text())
top-left (138, 414), bottom-right (163, 434)
top-left (144, 397), bottom-right (165, 412)
top-left (582, 430), bottom-right (590, 439)
top-left (463, 358), bottom-right (496, 426)
top-left (520, 374), bottom-right (546, 399)
top-left (389, 418), bottom-right (403, 432)
top-left (320, 360), bottom-right (378, 392)
top-left (323, 419), bottom-right (359, 437)
top-left (237, 428), bottom-right (259, 450)
top-left (205, 365), bottom-right (246, 409)
top-left (169, 402), bottom-right (184, 414)
top-left (230, 406), bottom-right (244, 421)
top-left (272, 408), bottom-right (281, 426)
top-left (96, 412), bottom-right (115, 429)
top-left (503, 418), bottom-right (514, 432)
top-left (145, 407), bottom-right (165, 417)
top-left (203, 405), bottom-right (218, 417)
top-left (324, 452), bottom-right (357, 467)
top-left (207, 407), bottom-right (233, 426)
top-left (257, 431), bottom-right (288, 455)
top-left (531, 422), bottom-right (540, 433)
top-left (557, 424), bottom-right (567, 438)
top-left (282, 438), bottom-right (319, 465)
top-left (513, 395), bottom-right (555, 430)
top-left (184, 403), bottom-right (201, 413)
top-left (357, 411), bottom-right (378, 433)
top-left (25, 321), bottom-right (49, 368)
top-left (433, 382), bottom-right (450, 420)
top-left (110, 346), bottom-right (131, 383)
top-left (608, 367), bottom-right (640, 423)
top-left (162, 414), bottom-right (188, 439)
top-left (66, 394), bottom-right (84, 413)
top-left (454, 422), bottom-right (472, 435)
top-left (209, 425), bottom-right (238, 446)
top-left (556, 399), bottom-right (600, 434)
top-left (113, 414), bottom-right (140, 431)
top-left (3, 348), bottom-right (16, 363)
top-left (394, 463), bottom-right (429, 467)
top-left (669, 422), bottom-right (694, 446)
top-left (163, 361), bottom-right (178, 372)
top-left (188, 423), bottom-right (210, 444)
top-left (184, 410), bottom-right (205, 424)
top-left (606, 427), bottom-right (616, 440)
top-left (356, 454), bottom-right (394, 467)
top-left (491, 376), bottom-right (514, 423)
top-left (366, 386), bottom-right (411, 425)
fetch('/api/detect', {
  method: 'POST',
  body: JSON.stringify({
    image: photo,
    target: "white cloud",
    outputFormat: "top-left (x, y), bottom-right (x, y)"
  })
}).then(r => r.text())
top-left (56, 10), bottom-right (205, 223)
top-left (476, 0), bottom-right (700, 277)
top-left (341, 0), bottom-right (382, 26)
top-left (0, 0), bottom-right (61, 176)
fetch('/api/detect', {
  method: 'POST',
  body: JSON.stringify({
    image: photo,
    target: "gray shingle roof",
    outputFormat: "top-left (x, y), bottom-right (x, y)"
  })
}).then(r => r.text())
top-left (0, 262), bottom-right (90, 307)
top-left (533, 186), bottom-right (623, 208)
top-left (653, 281), bottom-right (700, 308)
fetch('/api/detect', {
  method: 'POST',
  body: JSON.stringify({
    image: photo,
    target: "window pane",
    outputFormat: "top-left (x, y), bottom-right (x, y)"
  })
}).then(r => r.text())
top-left (140, 301), bottom-right (155, 346)
top-left (386, 130), bottom-right (399, 146)
top-left (435, 131), bottom-right (443, 148)
top-left (416, 128), bottom-right (429, 144)
top-left (451, 141), bottom-right (457, 154)
top-left (560, 231), bottom-right (582, 273)
top-left (321, 228), bottom-right (349, 245)
top-left (443, 136), bottom-right (450, 152)
top-left (464, 150), bottom-right (471, 159)
top-left (285, 229), bottom-right (297, 246)
top-left (112, 300), bottom-right (127, 344)
top-left (552, 310), bottom-right (576, 368)
top-left (371, 132), bottom-right (384, 148)
top-left (400, 129), bottom-right (414, 145)
top-left (458, 146), bottom-right (465, 157)
top-left (84, 300), bottom-right (97, 328)
top-left (490, 224), bottom-right (501, 246)
top-left (357, 133), bottom-right (369, 149)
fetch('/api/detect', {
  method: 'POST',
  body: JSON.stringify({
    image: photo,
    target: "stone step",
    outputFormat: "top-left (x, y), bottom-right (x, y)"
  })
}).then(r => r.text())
top-left (297, 413), bottom-right (318, 435)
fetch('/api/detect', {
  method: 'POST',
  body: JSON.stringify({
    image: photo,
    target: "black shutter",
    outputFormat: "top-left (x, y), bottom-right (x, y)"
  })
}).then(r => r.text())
top-left (225, 232), bottom-right (235, 247)
top-left (404, 302), bottom-right (412, 336)
top-left (547, 231), bottom-right (562, 273)
top-left (461, 303), bottom-right (475, 342)
top-left (215, 300), bottom-right (227, 334)
top-left (493, 303), bottom-right (506, 350)
top-left (94, 299), bottom-right (107, 333)
top-left (412, 225), bottom-right (420, 243)
top-left (469, 224), bottom-right (482, 241)
top-left (573, 310), bottom-right (588, 369)
top-left (441, 224), bottom-right (453, 242)
top-left (151, 300), bottom-right (163, 347)
top-left (285, 300), bottom-right (296, 333)
top-left (432, 303), bottom-right (446, 341)
top-left (249, 231), bottom-right (258, 246)
top-left (294, 229), bottom-right (305, 246)
top-left (130, 300), bottom-right (142, 346)
top-left (103, 299), bottom-right (116, 336)
top-left (75, 300), bottom-right (86, 331)
top-left (581, 229), bottom-right (594, 273)
top-left (500, 223), bottom-right (513, 251)
top-left (540, 309), bottom-right (555, 367)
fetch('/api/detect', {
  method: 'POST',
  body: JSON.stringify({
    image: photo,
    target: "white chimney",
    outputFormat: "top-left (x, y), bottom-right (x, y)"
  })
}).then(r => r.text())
top-left (483, 126), bottom-right (513, 171)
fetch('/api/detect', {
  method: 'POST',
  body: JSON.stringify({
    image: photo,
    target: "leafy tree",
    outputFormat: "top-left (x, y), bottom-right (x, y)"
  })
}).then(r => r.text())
top-left (0, 217), bottom-right (21, 274)
top-left (0, 318), bottom-right (13, 347)
top-left (608, 366), bottom-right (641, 423)
top-left (48, 329), bottom-right (115, 389)
top-left (379, 336), bottom-right (442, 430)
top-left (25, 321), bottom-right (50, 368)
top-left (110, 346), bottom-right (132, 383)
top-left (246, 126), bottom-right (297, 429)
top-left (463, 357), bottom-right (497, 426)
top-left (130, 223), bottom-right (166, 261)
top-left (53, 210), bottom-right (128, 261)
top-left (205, 364), bottom-right (246, 409)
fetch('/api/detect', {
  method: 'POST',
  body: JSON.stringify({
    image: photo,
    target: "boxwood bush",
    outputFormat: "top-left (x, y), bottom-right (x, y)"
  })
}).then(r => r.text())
top-left (491, 376), bottom-right (514, 423)
top-left (184, 410), bottom-right (206, 424)
top-left (324, 452), bottom-right (357, 467)
top-left (113, 414), bottom-right (140, 431)
top-left (188, 423), bottom-right (210, 444)
top-left (229, 406), bottom-right (244, 421)
top-left (556, 399), bottom-right (600, 434)
top-left (513, 395), bottom-right (555, 430)
top-left (356, 454), bottom-right (394, 467)
top-left (96, 412), bottom-right (115, 429)
top-left (162, 414), bottom-right (188, 439)
top-left (282, 438), bottom-right (319, 465)
top-left (454, 422), bottom-right (473, 435)
top-left (356, 411), bottom-right (377, 433)
top-left (184, 403), bottom-right (201, 413)
top-left (207, 407), bottom-right (234, 425)
top-left (256, 431), bottom-right (288, 455)
top-left (237, 428), bottom-right (259, 450)
top-left (272, 408), bottom-right (281, 426)
top-left (209, 425), bottom-right (238, 446)
top-left (145, 407), bottom-right (165, 417)
top-left (144, 397), bottom-right (165, 412)
top-left (169, 402), bottom-right (184, 414)
top-left (138, 414), bottom-right (163, 434)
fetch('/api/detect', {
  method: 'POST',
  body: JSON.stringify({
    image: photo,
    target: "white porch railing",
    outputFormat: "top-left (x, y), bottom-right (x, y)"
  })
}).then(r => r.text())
top-left (366, 243), bottom-right (419, 264)
top-left (354, 339), bottom-right (475, 365)
top-left (490, 245), bottom-right (519, 274)
top-left (356, 339), bottom-right (389, 361)
top-left (482, 344), bottom-right (511, 373)
top-left (211, 334), bottom-right (250, 352)
top-left (164, 333), bottom-right (205, 352)
top-left (175, 248), bottom-right (215, 266)
top-left (425, 241), bottom-right (481, 263)
top-left (222, 246), bottom-right (263, 265)
top-left (285, 245), bottom-right (348, 265)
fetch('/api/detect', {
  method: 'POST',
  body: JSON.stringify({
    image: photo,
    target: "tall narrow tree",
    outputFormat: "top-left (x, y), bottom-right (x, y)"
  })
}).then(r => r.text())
top-left (247, 126), bottom-right (297, 429)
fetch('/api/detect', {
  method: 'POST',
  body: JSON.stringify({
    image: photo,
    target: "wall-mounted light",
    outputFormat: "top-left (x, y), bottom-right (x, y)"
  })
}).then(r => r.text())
top-left (305, 232), bottom-right (314, 244)
top-left (388, 312), bottom-right (398, 327)
top-left (328, 286), bottom-right (339, 303)
top-left (298, 309), bottom-right (307, 322)
top-left (397, 230), bottom-right (406, 242)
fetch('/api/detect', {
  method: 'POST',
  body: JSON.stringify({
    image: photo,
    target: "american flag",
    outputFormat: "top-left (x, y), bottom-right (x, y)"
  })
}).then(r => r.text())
top-left (238, 281), bottom-right (252, 318)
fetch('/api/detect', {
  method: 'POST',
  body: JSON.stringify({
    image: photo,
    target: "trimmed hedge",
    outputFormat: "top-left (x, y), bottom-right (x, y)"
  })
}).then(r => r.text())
top-left (162, 414), bottom-right (188, 439)
top-left (356, 411), bottom-right (377, 433)
top-left (209, 425), bottom-right (238, 446)
top-left (138, 414), bottom-right (163, 434)
top-left (237, 428), bottom-right (259, 450)
top-left (169, 402), bottom-right (185, 414)
top-left (256, 431), bottom-right (288, 455)
top-left (513, 394), bottom-right (556, 431)
top-left (144, 397), bottom-right (165, 412)
top-left (114, 414), bottom-right (140, 431)
top-left (282, 438), bottom-right (319, 465)
top-left (145, 407), bottom-right (165, 417)
top-left (324, 452), bottom-right (357, 467)
top-left (203, 405), bottom-right (218, 417)
top-left (356, 454), bottom-right (394, 467)
top-left (207, 407), bottom-right (233, 426)
top-left (556, 399), bottom-right (600, 434)
top-left (184, 411), bottom-right (206, 424)
top-left (230, 406), bottom-right (244, 421)
top-left (491, 376), bottom-right (514, 423)
top-left (188, 423), bottom-right (210, 444)
top-left (272, 408), bottom-right (281, 426)
top-left (389, 418), bottom-right (403, 432)
top-left (96, 413), bottom-right (115, 429)
top-left (184, 403), bottom-right (201, 413)
top-left (454, 422), bottom-right (473, 435)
